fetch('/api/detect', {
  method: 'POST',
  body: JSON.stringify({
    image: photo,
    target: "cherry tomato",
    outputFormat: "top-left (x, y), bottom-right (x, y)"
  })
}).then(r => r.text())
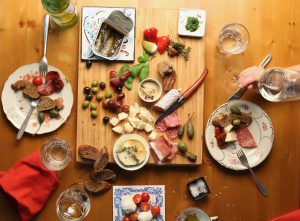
top-left (133, 194), bottom-right (141, 204)
top-left (32, 75), bottom-right (43, 86)
top-left (151, 205), bottom-right (161, 217)
top-left (141, 192), bottom-right (150, 202)
top-left (129, 212), bottom-right (138, 221)
top-left (140, 202), bottom-right (150, 211)
top-left (122, 216), bottom-right (131, 221)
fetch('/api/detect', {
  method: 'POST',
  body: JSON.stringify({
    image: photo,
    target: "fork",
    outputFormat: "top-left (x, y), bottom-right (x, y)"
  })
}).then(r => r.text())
top-left (236, 149), bottom-right (268, 197)
top-left (17, 99), bottom-right (40, 140)
top-left (39, 14), bottom-right (50, 85)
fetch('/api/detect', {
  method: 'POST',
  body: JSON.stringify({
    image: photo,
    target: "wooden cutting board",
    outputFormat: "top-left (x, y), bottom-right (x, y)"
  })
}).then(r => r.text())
top-left (76, 6), bottom-right (205, 165)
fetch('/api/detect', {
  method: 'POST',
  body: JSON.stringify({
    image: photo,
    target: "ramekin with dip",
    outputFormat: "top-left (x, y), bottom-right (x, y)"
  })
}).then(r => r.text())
top-left (138, 78), bottom-right (162, 103)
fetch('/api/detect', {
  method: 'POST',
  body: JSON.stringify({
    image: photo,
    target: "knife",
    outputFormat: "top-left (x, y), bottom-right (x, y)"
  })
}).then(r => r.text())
top-left (227, 54), bottom-right (272, 101)
top-left (155, 68), bottom-right (208, 125)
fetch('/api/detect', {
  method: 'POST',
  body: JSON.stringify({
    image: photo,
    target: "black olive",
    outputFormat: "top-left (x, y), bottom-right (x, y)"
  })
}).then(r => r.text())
top-left (85, 94), bottom-right (93, 101)
top-left (86, 60), bottom-right (92, 69)
top-left (102, 116), bottom-right (109, 125)
top-left (83, 87), bottom-right (91, 95)
top-left (115, 86), bottom-right (122, 93)
top-left (99, 82), bottom-right (106, 90)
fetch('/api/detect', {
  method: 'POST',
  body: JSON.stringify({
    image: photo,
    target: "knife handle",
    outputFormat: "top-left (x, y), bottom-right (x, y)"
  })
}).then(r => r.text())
top-left (182, 68), bottom-right (208, 99)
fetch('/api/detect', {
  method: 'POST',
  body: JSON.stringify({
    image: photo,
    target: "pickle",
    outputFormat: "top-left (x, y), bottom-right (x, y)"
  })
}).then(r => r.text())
top-left (230, 106), bottom-right (242, 115)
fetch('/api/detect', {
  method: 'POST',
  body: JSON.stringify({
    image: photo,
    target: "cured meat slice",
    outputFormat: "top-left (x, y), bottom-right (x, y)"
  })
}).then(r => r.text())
top-left (237, 126), bottom-right (257, 148)
top-left (155, 119), bottom-right (168, 132)
top-left (38, 81), bottom-right (55, 96)
top-left (165, 127), bottom-right (179, 140)
top-left (163, 137), bottom-right (177, 160)
top-left (150, 137), bottom-right (172, 161)
top-left (164, 111), bottom-right (181, 128)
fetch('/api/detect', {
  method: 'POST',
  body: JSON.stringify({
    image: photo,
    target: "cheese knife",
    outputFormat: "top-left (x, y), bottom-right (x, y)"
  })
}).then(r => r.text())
top-left (154, 68), bottom-right (208, 125)
top-left (227, 54), bottom-right (272, 101)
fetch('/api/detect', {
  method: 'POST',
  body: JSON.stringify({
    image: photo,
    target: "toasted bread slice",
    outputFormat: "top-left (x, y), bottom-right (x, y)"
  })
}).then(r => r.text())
top-left (22, 82), bottom-right (40, 99)
top-left (11, 80), bottom-right (27, 91)
top-left (37, 96), bottom-right (56, 112)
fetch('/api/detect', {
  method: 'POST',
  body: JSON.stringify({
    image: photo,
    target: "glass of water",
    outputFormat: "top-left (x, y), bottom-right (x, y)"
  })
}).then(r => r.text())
top-left (217, 23), bottom-right (250, 54)
top-left (56, 187), bottom-right (90, 221)
top-left (40, 138), bottom-right (72, 171)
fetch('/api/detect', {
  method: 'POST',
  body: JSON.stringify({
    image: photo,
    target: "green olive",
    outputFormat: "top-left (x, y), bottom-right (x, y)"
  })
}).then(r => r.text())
top-left (105, 91), bottom-right (112, 99)
top-left (90, 103), bottom-right (97, 110)
top-left (49, 109), bottom-right (59, 118)
top-left (96, 93), bottom-right (103, 102)
top-left (91, 110), bottom-right (98, 118)
top-left (232, 119), bottom-right (241, 126)
top-left (91, 87), bottom-right (98, 94)
top-left (91, 80), bottom-right (98, 87)
top-left (82, 100), bottom-right (90, 109)
top-left (230, 106), bottom-right (242, 115)
top-left (178, 141), bottom-right (188, 154)
top-left (38, 112), bottom-right (45, 123)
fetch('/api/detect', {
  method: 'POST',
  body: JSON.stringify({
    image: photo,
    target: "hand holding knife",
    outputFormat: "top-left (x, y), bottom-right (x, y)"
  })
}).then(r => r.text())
top-left (227, 54), bottom-right (272, 101)
top-left (155, 68), bottom-right (208, 125)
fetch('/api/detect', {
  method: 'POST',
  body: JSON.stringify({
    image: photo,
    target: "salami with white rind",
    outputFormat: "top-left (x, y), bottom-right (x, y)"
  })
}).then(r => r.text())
top-left (153, 89), bottom-right (180, 112)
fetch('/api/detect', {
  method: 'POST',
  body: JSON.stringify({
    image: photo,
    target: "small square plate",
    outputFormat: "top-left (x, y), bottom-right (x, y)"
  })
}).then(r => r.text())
top-left (178, 8), bottom-right (206, 37)
top-left (113, 185), bottom-right (165, 221)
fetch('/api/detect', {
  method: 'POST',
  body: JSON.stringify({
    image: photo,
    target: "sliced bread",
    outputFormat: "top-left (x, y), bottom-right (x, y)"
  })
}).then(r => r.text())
top-left (22, 82), bottom-right (40, 99)
top-left (37, 96), bottom-right (56, 111)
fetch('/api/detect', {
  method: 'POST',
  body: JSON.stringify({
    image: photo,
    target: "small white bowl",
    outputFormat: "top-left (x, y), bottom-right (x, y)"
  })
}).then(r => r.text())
top-left (113, 134), bottom-right (150, 171)
top-left (138, 78), bottom-right (162, 103)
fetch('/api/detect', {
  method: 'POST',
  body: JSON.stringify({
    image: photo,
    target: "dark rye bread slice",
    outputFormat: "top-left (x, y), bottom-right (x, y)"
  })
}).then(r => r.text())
top-left (37, 96), bottom-right (56, 112)
top-left (22, 82), bottom-right (40, 99)
top-left (11, 80), bottom-right (27, 91)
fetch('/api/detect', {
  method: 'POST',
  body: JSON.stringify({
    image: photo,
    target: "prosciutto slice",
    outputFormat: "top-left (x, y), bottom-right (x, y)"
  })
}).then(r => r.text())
top-left (237, 126), bottom-right (257, 148)
top-left (150, 136), bottom-right (177, 162)
top-left (155, 119), bottom-right (168, 132)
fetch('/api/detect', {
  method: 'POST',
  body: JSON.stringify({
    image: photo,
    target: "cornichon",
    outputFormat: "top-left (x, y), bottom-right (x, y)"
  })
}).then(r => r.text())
top-left (230, 106), bottom-right (242, 115)
top-left (139, 64), bottom-right (150, 82)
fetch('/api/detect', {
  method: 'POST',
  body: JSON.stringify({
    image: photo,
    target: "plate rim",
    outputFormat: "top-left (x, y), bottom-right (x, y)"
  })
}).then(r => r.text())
top-left (205, 100), bottom-right (274, 171)
top-left (112, 134), bottom-right (150, 171)
top-left (175, 207), bottom-right (210, 221)
top-left (1, 63), bottom-right (73, 135)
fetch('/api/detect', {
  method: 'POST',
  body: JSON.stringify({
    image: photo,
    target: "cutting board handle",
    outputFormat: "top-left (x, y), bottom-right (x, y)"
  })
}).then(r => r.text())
top-left (182, 68), bottom-right (208, 99)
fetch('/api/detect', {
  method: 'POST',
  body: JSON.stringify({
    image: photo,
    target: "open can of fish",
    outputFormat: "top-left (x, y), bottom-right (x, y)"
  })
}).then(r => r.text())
top-left (92, 10), bottom-right (134, 60)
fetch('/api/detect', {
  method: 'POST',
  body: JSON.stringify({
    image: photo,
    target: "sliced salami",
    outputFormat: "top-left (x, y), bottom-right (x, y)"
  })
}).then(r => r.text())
top-left (155, 119), bottom-right (168, 132)
top-left (165, 127), bottom-right (179, 140)
top-left (237, 126), bottom-right (257, 148)
top-left (164, 111), bottom-right (181, 128)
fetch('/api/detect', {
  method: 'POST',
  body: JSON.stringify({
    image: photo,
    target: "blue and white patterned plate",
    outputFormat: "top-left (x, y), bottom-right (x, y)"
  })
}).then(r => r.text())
top-left (113, 185), bottom-right (165, 221)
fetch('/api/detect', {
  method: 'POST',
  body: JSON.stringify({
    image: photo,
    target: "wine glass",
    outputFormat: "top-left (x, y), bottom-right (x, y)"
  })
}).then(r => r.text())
top-left (56, 187), bottom-right (90, 221)
top-left (40, 138), bottom-right (72, 171)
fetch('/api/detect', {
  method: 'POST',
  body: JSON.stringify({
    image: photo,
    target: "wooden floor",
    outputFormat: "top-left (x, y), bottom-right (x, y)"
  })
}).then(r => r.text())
top-left (0, 0), bottom-right (299, 220)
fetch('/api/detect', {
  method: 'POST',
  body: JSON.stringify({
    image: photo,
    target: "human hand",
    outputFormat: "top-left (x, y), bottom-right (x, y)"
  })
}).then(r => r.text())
top-left (238, 66), bottom-right (265, 89)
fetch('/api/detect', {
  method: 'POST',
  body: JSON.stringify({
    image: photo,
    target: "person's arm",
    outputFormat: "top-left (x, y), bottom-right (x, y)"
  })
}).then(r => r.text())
top-left (287, 65), bottom-right (300, 72)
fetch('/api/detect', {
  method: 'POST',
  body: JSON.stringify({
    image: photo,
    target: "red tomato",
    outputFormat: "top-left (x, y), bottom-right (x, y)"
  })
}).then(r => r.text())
top-left (122, 216), bottom-right (131, 221)
top-left (151, 205), bottom-right (161, 217)
top-left (157, 36), bottom-right (170, 54)
top-left (129, 212), bottom-right (138, 221)
top-left (141, 192), bottom-right (150, 202)
top-left (133, 194), bottom-right (141, 204)
top-left (140, 202), bottom-right (150, 211)
top-left (32, 75), bottom-right (43, 86)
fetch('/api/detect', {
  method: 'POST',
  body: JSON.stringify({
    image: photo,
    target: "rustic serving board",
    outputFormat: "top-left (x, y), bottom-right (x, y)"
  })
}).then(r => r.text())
top-left (76, 6), bottom-right (205, 165)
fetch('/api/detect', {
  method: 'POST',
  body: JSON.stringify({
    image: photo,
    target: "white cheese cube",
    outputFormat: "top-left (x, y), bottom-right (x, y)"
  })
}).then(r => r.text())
top-left (144, 123), bottom-right (153, 133)
top-left (224, 124), bottom-right (234, 133)
top-left (148, 131), bottom-right (157, 141)
top-left (110, 117), bottom-right (120, 127)
top-left (225, 131), bottom-right (237, 142)
top-left (136, 121), bottom-right (146, 130)
top-left (128, 117), bottom-right (137, 128)
top-left (129, 103), bottom-right (140, 117)
top-left (124, 122), bottom-right (134, 134)
top-left (112, 126), bottom-right (123, 134)
top-left (118, 112), bottom-right (128, 121)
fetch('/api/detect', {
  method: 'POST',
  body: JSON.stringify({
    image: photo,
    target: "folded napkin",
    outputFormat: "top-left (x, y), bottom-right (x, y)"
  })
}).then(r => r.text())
top-left (270, 209), bottom-right (300, 221)
top-left (0, 150), bottom-right (58, 221)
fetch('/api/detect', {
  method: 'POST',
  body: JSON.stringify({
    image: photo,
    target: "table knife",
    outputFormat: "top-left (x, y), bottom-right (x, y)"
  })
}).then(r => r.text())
top-left (155, 68), bottom-right (208, 125)
top-left (227, 54), bottom-right (272, 101)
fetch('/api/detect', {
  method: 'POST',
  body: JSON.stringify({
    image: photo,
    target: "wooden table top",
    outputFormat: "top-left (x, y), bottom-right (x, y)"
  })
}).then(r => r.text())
top-left (0, 0), bottom-right (299, 221)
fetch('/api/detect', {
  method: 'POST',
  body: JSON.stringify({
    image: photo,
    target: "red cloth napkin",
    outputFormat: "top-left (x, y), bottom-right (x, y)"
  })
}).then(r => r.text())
top-left (0, 150), bottom-right (58, 221)
top-left (270, 209), bottom-right (300, 221)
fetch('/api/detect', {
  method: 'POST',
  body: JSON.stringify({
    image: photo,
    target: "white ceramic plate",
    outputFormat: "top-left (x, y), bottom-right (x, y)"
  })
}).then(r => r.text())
top-left (113, 134), bottom-right (150, 171)
top-left (1, 63), bottom-right (73, 135)
top-left (113, 185), bottom-right (165, 221)
top-left (176, 207), bottom-right (210, 221)
top-left (205, 100), bottom-right (274, 170)
top-left (178, 8), bottom-right (206, 37)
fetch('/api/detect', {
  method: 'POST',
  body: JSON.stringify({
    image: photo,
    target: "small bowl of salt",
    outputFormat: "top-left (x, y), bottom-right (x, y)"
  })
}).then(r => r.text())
top-left (187, 177), bottom-right (210, 200)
